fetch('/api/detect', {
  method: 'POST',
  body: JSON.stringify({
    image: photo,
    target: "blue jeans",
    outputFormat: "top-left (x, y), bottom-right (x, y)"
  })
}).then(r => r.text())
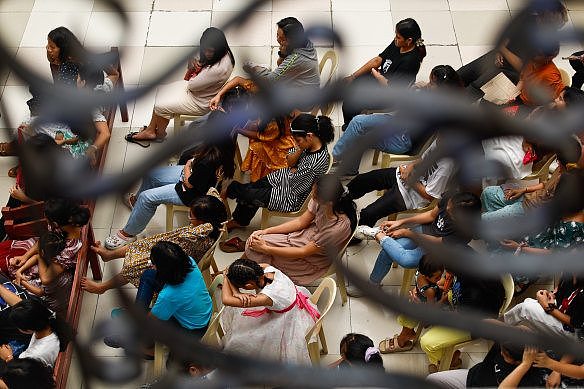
top-left (135, 269), bottom-right (163, 310)
top-left (480, 186), bottom-right (525, 222)
top-left (332, 113), bottom-right (412, 175)
top-left (369, 226), bottom-right (424, 284)
top-left (123, 165), bottom-right (184, 236)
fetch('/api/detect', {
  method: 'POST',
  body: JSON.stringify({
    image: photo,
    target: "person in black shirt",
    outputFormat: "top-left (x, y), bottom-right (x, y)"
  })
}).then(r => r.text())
top-left (104, 120), bottom-right (236, 250)
top-left (341, 18), bottom-right (426, 129)
top-left (427, 342), bottom-right (548, 388)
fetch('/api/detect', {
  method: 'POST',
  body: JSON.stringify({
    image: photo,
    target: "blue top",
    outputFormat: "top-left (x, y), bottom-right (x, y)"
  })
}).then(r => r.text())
top-left (151, 257), bottom-right (212, 330)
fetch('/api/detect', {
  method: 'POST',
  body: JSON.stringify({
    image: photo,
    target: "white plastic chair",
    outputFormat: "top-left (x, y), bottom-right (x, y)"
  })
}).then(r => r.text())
top-left (436, 274), bottom-right (515, 371)
top-left (305, 277), bottom-right (337, 365)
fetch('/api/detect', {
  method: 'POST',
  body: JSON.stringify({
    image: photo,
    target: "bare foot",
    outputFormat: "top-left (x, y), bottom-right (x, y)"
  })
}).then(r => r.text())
top-left (91, 241), bottom-right (115, 262)
top-left (81, 277), bottom-right (108, 294)
top-left (129, 126), bottom-right (160, 141)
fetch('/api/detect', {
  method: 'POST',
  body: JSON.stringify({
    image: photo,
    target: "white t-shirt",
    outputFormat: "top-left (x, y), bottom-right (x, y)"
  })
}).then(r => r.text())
top-left (482, 136), bottom-right (532, 179)
top-left (396, 140), bottom-right (454, 209)
top-left (19, 332), bottom-right (60, 367)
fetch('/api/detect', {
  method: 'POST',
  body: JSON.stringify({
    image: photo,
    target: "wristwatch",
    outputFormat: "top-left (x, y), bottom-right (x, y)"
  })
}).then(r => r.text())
top-left (544, 303), bottom-right (557, 314)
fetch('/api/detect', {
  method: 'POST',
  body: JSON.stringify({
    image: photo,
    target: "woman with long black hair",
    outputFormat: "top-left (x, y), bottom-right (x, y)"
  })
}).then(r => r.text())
top-left (126, 27), bottom-right (235, 145)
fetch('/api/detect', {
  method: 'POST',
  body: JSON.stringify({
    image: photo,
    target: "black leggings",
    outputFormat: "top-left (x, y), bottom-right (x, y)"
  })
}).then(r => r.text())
top-left (227, 177), bottom-right (272, 226)
top-left (347, 168), bottom-right (407, 227)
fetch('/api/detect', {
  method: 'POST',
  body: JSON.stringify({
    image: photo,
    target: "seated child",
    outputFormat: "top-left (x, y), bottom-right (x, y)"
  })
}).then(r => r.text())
top-left (329, 333), bottom-right (384, 369)
top-left (378, 255), bottom-right (446, 353)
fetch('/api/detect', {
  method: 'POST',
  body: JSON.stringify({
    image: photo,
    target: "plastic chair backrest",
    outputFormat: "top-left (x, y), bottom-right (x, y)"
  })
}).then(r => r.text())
top-left (319, 50), bottom-right (338, 88)
top-left (201, 307), bottom-right (224, 347)
top-left (306, 277), bottom-right (337, 343)
top-left (559, 68), bottom-right (571, 87)
top-left (198, 229), bottom-right (225, 273)
top-left (208, 274), bottom-right (224, 314)
top-left (499, 273), bottom-right (515, 316)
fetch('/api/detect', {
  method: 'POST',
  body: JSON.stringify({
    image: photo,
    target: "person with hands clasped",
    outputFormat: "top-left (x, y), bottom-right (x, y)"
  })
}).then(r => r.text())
top-left (347, 192), bottom-right (480, 297)
top-left (220, 258), bottom-right (320, 364)
top-left (481, 136), bottom-right (582, 221)
top-left (504, 273), bottom-right (584, 339)
top-left (239, 175), bottom-right (356, 285)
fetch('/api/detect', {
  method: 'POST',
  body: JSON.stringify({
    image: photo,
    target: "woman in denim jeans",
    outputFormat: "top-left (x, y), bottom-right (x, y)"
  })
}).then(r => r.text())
top-left (348, 192), bottom-right (480, 297)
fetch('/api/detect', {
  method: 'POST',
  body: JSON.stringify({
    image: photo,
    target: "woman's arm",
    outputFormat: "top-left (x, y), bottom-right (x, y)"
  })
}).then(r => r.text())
top-left (10, 241), bottom-right (39, 267)
top-left (396, 206), bottom-right (439, 227)
top-left (92, 121), bottom-right (111, 150)
top-left (254, 210), bottom-right (314, 236)
top-left (498, 39), bottom-right (523, 73)
top-left (535, 353), bottom-right (584, 379)
top-left (221, 276), bottom-right (273, 308)
top-left (15, 254), bottom-right (39, 278)
top-left (345, 56), bottom-right (383, 82)
top-left (188, 56), bottom-right (232, 93)
top-left (0, 284), bottom-right (23, 306)
top-left (19, 280), bottom-right (44, 296)
top-left (236, 120), bottom-right (261, 140)
top-left (499, 347), bottom-right (537, 389)
top-left (209, 76), bottom-right (249, 110)
top-left (286, 148), bottom-right (303, 168)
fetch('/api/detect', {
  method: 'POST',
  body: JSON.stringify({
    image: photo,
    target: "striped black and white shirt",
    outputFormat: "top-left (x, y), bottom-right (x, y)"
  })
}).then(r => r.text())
top-left (266, 146), bottom-right (330, 212)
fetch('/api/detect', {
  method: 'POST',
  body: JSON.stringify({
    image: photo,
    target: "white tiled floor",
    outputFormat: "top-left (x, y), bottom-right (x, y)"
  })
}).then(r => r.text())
top-left (0, 1), bottom-right (580, 388)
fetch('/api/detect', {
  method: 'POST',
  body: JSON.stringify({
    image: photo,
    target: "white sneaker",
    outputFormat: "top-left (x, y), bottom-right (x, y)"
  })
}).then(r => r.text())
top-left (354, 225), bottom-right (380, 241)
top-left (105, 231), bottom-right (137, 250)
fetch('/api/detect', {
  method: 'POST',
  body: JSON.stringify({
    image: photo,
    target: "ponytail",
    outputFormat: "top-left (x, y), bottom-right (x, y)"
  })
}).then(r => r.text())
top-left (396, 18), bottom-right (426, 62)
top-left (340, 333), bottom-right (384, 369)
top-left (315, 115), bottom-right (335, 144)
top-left (315, 174), bottom-right (358, 231)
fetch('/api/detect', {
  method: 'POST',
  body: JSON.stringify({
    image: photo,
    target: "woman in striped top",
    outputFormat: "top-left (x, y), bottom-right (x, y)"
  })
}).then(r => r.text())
top-left (225, 113), bottom-right (334, 231)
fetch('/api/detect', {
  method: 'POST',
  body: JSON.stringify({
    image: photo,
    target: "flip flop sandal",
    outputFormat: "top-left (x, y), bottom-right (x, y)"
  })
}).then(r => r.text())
top-left (379, 334), bottom-right (414, 354)
top-left (7, 165), bottom-right (18, 178)
top-left (219, 237), bottom-right (246, 253)
top-left (125, 132), bottom-right (151, 148)
top-left (0, 141), bottom-right (17, 156)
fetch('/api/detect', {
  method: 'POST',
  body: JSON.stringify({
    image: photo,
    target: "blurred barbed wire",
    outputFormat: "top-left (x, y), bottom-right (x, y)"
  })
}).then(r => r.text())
top-left (1, 0), bottom-right (584, 387)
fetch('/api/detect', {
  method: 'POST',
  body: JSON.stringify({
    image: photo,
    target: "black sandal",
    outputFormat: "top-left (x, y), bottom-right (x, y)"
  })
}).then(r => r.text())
top-left (124, 127), bottom-right (165, 148)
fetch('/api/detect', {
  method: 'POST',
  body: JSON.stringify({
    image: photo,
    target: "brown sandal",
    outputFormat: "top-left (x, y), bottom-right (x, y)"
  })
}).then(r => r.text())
top-left (379, 334), bottom-right (414, 353)
top-left (219, 237), bottom-right (246, 253)
top-left (7, 165), bottom-right (18, 178)
top-left (0, 141), bottom-right (17, 157)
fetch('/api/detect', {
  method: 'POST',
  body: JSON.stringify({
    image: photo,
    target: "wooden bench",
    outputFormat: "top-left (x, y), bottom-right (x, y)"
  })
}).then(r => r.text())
top-left (54, 46), bottom-right (128, 388)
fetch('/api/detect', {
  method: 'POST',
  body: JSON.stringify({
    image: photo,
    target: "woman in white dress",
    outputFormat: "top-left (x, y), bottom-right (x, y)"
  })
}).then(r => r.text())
top-left (221, 258), bottom-right (320, 365)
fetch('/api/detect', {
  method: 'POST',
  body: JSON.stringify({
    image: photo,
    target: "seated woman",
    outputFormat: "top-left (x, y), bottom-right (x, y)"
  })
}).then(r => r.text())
top-left (125, 27), bottom-right (234, 145)
top-left (1, 199), bottom-right (89, 292)
top-left (220, 258), bottom-right (320, 364)
top-left (504, 272), bottom-right (584, 339)
top-left (104, 242), bottom-right (212, 354)
top-left (329, 333), bottom-right (384, 369)
top-left (24, 62), bottom-right (115, 167)
top-left (209, 17), bottom-right (319, 114)
top-left (0, 299), bottom-right (68, 368)
top-left (333, 65), bottom-right (462, 177)
top-left (347, 192), bottom-right (481, 297)
top-left (81, 194), bottom-right (227, 294)
top-left (341, 18), bottom-right (426, 129)
top-left (481, 136), bottom-right (582, 221)
top-left (104, 135), bottom-right (235, 249)
top-left (210, 80), bottom-right (296, 182)
top-left (239, 174), bottom-right (356, 286)
top-left (224, 113), bottom-right (333, 231)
